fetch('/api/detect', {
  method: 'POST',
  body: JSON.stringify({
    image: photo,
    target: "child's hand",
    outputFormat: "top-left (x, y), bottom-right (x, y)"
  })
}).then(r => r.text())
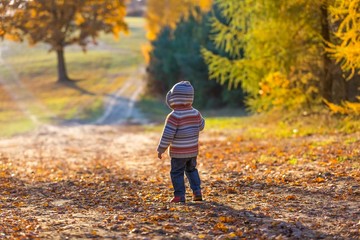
top-left (157, 152), bottom-right (162, 159)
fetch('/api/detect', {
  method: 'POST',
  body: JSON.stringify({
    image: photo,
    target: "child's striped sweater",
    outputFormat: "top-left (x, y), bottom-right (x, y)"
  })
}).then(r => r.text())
top-left (157, 81), bottom-right (205, 158)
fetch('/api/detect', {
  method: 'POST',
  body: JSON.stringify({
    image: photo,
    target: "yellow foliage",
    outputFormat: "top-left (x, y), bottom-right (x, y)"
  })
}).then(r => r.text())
top-left (145, 0), bottom-right (213, 41)
top-left (141, 43), bottom-right (152, 64)
top-left (4, 34), bottom-right (21, 42)
top-left (75, 13), bottom-right (85, 25)
top-left (324, 99), bottom-right (360, 115)
top-left (203, 0), bottom-right (325, 112)
top-left (1, 0), bottom-right (128, 47)
top-left (199, 0), bottom-right (213, 10)
top-left (254, 72), bottom-right (311, 112)
top-left (344, 101), bottom-right (360, 113)
top-left (328, 0), bottom-right (360, 78)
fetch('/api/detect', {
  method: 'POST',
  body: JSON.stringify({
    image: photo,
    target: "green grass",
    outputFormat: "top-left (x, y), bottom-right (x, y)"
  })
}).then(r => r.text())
top-left (0, 85), bottom-right (44, 137)
top-left (0, 17), bottom-right (146, 137)
top-left (139, 97), bottom-right (360, 138)
top-left (0, 117), bottom-right (36, 137)
top-left (100, 17), bottom-right (147, 51)
top-left (205, 113), bottom-right (360, 139)
top-left (136, 96), bottom-right (169, 123)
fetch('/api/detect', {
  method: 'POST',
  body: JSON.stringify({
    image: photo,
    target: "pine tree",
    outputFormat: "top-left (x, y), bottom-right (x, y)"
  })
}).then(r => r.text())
top-left (147, 9), bottom-right (245, 108)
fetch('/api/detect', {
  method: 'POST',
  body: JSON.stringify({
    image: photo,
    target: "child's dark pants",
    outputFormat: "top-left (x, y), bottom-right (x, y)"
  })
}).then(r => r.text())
top-left (170, 157), bottom-right (201, 198)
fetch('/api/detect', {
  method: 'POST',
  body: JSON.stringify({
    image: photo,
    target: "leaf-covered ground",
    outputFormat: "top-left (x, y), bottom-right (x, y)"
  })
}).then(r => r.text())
top-left (0, 124), bottom-right (359, 239)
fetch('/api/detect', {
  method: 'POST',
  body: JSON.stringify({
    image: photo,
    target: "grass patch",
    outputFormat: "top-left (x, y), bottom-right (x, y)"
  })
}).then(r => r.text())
top-left (0, 118), bottom-right (36, 137)
top-left (205, 112), bottom-right (360, 139)
top-left (137, 96), bottom-right (169, 124)
top-left (140, 96), bottom-right (360, 138)
top-left (0, 87), bottom-right (31, 137)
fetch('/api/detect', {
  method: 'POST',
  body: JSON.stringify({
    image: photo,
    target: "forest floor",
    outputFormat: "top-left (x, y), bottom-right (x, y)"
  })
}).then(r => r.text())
top-left (0, 122), bottom-right (359, 239)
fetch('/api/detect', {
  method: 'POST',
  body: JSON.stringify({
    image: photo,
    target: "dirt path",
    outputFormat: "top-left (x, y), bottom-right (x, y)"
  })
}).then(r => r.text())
top-left (94, 66), bottom-right (148, 125)
top-left (0, 126), bottom-right (359, 239)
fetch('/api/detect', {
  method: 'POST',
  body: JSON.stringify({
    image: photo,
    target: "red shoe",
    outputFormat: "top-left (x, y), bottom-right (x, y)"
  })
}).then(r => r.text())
top-left (170, 196), bottom-right (185, 203)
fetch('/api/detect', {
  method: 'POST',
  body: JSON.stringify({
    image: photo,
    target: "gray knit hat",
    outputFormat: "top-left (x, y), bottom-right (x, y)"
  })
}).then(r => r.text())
top-left (166, 81), bottom-right (194, 108)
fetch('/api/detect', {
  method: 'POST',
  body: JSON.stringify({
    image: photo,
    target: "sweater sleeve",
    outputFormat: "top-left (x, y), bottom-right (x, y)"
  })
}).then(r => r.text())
top-left (157, 113), bottom-right (178, 153)
top-left (199, 113), bottom-right (205, 131)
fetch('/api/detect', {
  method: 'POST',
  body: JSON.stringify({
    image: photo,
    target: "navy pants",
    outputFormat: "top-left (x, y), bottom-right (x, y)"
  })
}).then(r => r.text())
top-left (170, 157), bottom-right (201, 198)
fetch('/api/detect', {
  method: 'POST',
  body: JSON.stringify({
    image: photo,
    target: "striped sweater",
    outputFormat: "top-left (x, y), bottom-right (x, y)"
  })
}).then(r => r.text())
top-left (157, 81), bottom-right (205, 158)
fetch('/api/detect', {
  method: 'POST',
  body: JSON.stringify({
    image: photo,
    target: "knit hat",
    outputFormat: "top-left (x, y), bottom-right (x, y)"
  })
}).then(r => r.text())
top-left (166, 81), bottom-right (194, 108)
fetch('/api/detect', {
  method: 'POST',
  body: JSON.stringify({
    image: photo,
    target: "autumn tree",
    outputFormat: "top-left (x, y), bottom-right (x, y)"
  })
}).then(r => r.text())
top-left (0, 0), bottom-right (128, 82)
top-left (145, 0), bottom-right (213, 41)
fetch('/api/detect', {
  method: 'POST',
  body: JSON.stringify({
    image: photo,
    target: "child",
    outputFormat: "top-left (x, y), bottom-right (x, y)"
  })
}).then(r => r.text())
top-left (157, 81), bottom-right (205, 203)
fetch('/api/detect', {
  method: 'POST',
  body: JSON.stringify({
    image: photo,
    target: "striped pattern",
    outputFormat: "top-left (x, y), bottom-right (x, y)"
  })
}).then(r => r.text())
top-left (158, 81), bottom-right (205, 158)
top-left (166, 81), bottom-right (194, 108)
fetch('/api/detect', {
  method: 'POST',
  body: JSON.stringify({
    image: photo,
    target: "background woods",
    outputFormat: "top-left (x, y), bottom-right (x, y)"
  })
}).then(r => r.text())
top-left (201, 0), bottom-right (359, 112)
top-left (1, 0), bottom-right (359, 112)
top-left (145, 0), bottom-right (359, 112)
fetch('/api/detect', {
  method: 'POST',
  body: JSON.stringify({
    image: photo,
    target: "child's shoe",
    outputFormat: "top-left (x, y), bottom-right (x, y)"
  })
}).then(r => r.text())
top-left (193, 191), bottom-right (203, 201)
top-left (170, 196), bottom-right (185, 203)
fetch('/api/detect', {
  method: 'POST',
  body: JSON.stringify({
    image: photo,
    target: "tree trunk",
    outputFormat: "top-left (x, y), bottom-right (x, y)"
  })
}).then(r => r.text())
top-left (346, 75), bottom-right (360, 102)
top-left (56, 48), bottom-right (70, 82)
top-left (320, 4), bottom-right (333, 102)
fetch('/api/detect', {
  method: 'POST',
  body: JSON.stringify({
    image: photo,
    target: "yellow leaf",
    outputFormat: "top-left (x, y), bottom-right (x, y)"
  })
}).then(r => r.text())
top-left (228, 232), bottom-right (237, 238)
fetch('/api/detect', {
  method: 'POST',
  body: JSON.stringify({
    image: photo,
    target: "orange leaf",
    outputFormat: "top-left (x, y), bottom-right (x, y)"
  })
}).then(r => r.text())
top-left (235, 230), bottom-right (243, 236)
top-left (214, 223), bottom-right (228, 232)
top-left (315, 177), bottom-right (325, 183)
top-left (219, 216), bottom-right (236, 223)
top-left (286, 195), bottom-right (296, 201)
